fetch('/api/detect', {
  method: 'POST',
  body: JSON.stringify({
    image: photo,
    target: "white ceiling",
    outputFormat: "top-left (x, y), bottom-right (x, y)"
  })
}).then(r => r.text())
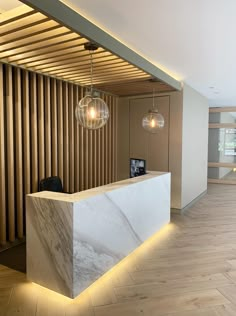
top-left (0, 0), bottom-right (22, 12)
top-left (63, 0), bottom-right (236, 106)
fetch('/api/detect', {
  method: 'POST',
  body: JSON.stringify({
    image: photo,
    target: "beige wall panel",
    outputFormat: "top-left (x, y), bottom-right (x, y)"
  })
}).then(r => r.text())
top-left (129, 96), bottom-right (169, 172)
top-left (51, 78), bottom-right (58, 176)
top-left (0, 64), bottom-right (6, 245)
top-left (38, 75), bottom-right (45, 182)
top-left (117, 92), bottom-right (182, 209)
top-left (14, 68), bottom-right (24, 239)
top-left (57, 80), bottom-right (64, 184)
top-left (30, 72), bottom-right (38, 193)
top-left (6, 66), bottom-right (15, 242)
top-left (69, 83), bottom-right (75, 193)
top-left (45, 77), bottom-right (52, 178)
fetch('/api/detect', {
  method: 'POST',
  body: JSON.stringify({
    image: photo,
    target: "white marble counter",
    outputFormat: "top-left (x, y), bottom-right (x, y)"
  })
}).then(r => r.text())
top-left (26, 171), bottom-right (170, 298)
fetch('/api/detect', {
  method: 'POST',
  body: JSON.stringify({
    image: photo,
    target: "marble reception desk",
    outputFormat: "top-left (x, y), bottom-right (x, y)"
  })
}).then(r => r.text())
top-left (26, 171), bottom-right (170, 298)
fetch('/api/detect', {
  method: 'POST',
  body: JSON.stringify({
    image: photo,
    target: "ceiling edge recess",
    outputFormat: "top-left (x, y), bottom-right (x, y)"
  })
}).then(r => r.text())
top-left (19, 0), bottom-right (181, 91)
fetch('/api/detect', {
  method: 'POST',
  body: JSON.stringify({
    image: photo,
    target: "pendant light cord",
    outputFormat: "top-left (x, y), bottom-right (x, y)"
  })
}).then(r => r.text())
top-left (152, 88), bottom-right (155, 110)
top-left (90, 50), bottom-right (93, 94)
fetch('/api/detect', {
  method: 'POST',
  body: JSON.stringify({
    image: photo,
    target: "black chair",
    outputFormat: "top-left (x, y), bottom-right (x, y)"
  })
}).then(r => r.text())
top-left (39, 176), bottom-right (63, 193)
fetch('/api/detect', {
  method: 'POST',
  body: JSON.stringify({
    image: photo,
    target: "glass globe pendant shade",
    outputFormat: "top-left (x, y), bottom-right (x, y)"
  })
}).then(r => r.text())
top-left (75, 93), bottom-right (109, 130)
top-left (142, 109), bottom-right (164, 133)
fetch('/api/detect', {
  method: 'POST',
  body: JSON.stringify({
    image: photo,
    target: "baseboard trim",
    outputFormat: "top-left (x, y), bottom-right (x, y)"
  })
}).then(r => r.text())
top-left (171, 190), bottom-right (207, 214)
top-left (0, 237), bottom-right (26, 253)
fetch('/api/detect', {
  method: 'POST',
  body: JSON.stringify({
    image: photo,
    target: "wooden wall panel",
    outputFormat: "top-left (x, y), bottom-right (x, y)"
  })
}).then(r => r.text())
top-left (69, 84), bottom-right (74, 193)
top-left (30, 72), bottom-right (38, 193)
top-left (6, 66), bottom-right (15, 242)
top-left (0, 62), bottom-right (118, 246)
top-left (57, 80), bottom-right (64, 185)
top-left (63, 82), bottom-right (69, 192)
top-left (51, 78), bottom-right (58, 176)
top-left (22, 72), bottom-right (31, 198)
top-left (38, 75), bottom-right (45, 182)
top-left (0, 64), bottom-right (6, 245)
top-left (45, 77), bottom-right (51, 178)
top-left (14, 68), bottom-right (24, 239)
top-left (74, 85), bottom-right (80, 192)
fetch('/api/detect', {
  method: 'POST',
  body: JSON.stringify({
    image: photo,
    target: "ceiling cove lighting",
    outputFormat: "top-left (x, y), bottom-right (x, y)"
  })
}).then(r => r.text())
top-left (142, 89), bottom-right (165, 133)
top-left (75, 42), bottom-right (109, 130)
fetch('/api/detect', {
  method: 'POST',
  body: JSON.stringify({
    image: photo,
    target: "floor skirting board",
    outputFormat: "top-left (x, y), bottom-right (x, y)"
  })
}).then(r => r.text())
top-left (171, 190), bottom-right (207, 214)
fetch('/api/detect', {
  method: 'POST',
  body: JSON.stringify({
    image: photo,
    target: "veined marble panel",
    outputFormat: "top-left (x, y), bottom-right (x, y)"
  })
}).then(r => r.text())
top-left (27, 172), bottom-right (171, 298)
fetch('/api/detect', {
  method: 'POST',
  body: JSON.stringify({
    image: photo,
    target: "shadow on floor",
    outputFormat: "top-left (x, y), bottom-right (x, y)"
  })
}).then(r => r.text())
top-left (0, 243), bottom-right (26, 273)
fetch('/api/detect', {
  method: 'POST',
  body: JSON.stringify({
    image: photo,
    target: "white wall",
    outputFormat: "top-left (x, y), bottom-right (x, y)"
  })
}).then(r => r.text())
top-left (181, 84), bottom-right (209, 208)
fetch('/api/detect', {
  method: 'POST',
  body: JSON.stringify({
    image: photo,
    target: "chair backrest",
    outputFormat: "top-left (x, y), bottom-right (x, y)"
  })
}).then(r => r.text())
top-left (39, 176), bottom-right (63, 192)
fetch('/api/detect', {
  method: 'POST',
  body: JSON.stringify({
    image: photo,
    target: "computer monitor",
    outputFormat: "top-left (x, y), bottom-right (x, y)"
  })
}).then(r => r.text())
top-left (130, 158), bottom-right (146, 178)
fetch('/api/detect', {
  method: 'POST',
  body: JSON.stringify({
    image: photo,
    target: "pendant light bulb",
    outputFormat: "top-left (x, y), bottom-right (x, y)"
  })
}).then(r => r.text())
top-left (75, 42), bottom-right (109, 130)
top-left (142, 88), bottom-right (165, 133)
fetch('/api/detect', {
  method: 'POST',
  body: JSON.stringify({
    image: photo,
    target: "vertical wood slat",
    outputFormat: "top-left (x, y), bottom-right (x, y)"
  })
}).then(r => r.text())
top-left (97, 125), bottom-right (101, 187)
top-left (92, 131), bottom-right (98, 188)
top-left (22, 71), bottom-right (31, 195)
top-left (57, 80), bottom-right (63, 183)
top-left (101, 92), bottom-right (105, 185)
top-left (79, 87), bottom-right (84, 191)
top-left (104, 94), bottom-right (109, 184)
top-left (69, 84), bottom-right (74, 193)
top-left (14, 68), bottom-right (24, 239)
top-left (85, 111), bottom-right (89, 190)
top-left (112, 97), bottom-right (117, 182)
top-left (45, 77), bottom-right (51, 178)
top-left (51, 78), bottom-right (58, 176)
top-left (6, 65), bottom-right (15, 242)
top-left (38, 75), bottom-right (45, 182)
top-left (115, 97), bottom-right (118, 181)
top-left (74, 85), bottom-right (80, 192)
top-left (30, 72), bottom-right (38, 193)
top-left (0, 64), bottom-right (6, 245)
top-left (63, 82), bottom-right (69, 192)
top-left (108, 95), bottom-right (112, 183)
top-left (89, 130), bottom-right (93, 189)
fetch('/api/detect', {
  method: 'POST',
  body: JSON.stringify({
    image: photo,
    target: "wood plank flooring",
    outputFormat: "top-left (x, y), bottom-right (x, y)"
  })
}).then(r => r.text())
top-left (1, 184), bottom-right (236, 315)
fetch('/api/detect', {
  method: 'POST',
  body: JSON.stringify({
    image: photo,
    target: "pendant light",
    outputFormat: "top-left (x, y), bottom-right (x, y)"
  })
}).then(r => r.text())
top-left (75, 42), bottom-right (109, 130)
top-left (142, 89), bottom-right (164, 133)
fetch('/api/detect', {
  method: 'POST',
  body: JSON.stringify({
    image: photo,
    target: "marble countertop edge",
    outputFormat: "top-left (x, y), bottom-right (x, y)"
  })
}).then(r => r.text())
top-left (27, 171), bottom-right (170, 203)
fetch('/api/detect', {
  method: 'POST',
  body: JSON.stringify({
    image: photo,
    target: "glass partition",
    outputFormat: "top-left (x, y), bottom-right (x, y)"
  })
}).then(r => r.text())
top-left (208, 109), bottom-right (236, 184)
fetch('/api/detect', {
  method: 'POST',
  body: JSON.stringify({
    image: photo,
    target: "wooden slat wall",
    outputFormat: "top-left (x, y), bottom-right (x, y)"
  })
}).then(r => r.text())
top-left (0, 62), bottom-right (118, 246)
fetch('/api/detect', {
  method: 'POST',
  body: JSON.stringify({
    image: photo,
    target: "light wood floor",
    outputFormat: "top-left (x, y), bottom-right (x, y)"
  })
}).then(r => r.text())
top-left (1, 184), bottom-right (236, 315)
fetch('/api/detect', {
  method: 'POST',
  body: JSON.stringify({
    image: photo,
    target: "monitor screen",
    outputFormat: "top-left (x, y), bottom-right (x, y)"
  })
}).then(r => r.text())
top-left (130, 158), bottom-right (146, 178)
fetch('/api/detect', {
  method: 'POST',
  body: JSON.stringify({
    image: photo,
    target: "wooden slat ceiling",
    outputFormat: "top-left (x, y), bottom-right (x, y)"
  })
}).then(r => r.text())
top-left (0, 4), bottom-right (176, 96)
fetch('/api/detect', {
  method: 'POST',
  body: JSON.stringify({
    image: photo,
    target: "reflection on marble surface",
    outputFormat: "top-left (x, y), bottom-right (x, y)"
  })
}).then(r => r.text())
top-left (27, 172), bottom-right (170, 298)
